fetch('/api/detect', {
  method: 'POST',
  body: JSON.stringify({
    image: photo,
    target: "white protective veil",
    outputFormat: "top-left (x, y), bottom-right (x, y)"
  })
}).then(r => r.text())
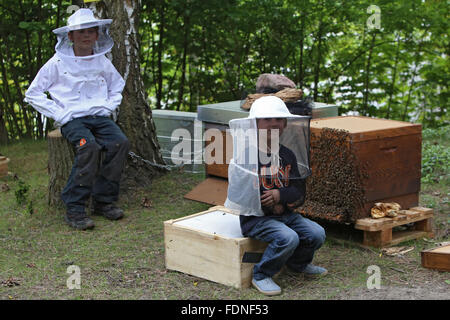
top-left (225, 96), bottom-right (311, 216)
top-left (53, 8), bottom-right (113, 60)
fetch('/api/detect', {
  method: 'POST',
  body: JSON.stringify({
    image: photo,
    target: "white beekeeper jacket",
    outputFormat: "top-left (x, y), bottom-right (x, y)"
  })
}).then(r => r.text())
top-left (24, 9), bottom-right (125, 127)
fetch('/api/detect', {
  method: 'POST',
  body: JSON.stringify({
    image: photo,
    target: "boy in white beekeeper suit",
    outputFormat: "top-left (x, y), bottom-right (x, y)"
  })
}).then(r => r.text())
top-left (225, 96), bottom-right (327, 295)
top-left (25, 9), bottom-right (129, 230)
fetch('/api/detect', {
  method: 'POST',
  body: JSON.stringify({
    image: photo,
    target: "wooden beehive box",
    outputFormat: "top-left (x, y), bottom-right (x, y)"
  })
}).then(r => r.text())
top-left (421, 244), bottom-right (450, 272)
top-left (204, 123), bottom-right (233, 178)
top-left (300, 116), bottom-right (422, 223)
top-left (164, 206), bottom-right (267, 289)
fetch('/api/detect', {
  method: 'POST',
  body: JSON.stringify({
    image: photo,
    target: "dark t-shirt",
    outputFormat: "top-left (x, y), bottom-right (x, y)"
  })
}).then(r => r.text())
top-left (240, 145), bottom-right (306, 236)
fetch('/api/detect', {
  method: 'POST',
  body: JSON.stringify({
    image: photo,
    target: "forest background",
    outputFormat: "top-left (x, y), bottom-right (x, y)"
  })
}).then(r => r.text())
top-left (0, 0), bottom-right (448, 143)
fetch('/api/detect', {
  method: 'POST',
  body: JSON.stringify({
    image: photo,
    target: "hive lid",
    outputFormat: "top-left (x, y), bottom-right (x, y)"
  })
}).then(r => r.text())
top-left (197, 100), bottom-right (248, 124)
top-left (310, 116), bottom-right (421, 142)
top-left (152, 109), bottom-right (197, 120)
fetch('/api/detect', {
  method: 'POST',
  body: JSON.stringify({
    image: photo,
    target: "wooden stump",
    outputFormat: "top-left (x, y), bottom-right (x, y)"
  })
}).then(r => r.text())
top-left (47, 129), bottom-right (74, 208)
top-left (47, 127), bottom-right (165, 209)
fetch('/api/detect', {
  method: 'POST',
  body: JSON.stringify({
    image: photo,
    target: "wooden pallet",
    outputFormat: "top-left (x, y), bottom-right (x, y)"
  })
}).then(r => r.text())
top-left (354, 207), bottom-right (434, 248)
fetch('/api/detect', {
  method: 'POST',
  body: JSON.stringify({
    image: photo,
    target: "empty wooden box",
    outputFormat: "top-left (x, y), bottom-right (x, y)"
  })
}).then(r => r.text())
top-left (164, 206), bottom-right (267, 289)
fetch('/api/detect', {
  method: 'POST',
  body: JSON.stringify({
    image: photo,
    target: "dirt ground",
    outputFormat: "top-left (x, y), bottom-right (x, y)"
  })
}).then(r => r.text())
top-left (340, 285), bottom-right (449, 300)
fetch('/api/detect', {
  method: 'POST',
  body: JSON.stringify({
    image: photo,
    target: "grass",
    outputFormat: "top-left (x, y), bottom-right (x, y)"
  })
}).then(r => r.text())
top-left (0, 134), bottom-right (449, 300)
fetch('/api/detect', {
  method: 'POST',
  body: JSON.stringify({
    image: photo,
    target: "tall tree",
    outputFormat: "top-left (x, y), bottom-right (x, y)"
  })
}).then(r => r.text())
top-left (77, 0), bottom-right (167, 186)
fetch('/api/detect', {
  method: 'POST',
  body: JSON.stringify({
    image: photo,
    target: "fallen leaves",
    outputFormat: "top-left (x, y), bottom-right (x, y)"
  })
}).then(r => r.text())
top-left (0, 183), bottom-right (9, 192)
top-left (141, 197), bottom-right (152, 208)
top-left (381, 246), bottom-right (415, 257)
top-left (1, 277), bottom-right (21, 287)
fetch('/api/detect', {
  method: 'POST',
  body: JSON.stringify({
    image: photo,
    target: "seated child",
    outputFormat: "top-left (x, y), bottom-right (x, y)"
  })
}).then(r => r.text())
top-left (226, 96), bottom-right (327, 295)
top-left (25, 9), bottom-right (129, 230)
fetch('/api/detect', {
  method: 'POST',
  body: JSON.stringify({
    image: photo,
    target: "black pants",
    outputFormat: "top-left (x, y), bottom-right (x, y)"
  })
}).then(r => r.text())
top-left (60, 116), bottom-right (130, 213)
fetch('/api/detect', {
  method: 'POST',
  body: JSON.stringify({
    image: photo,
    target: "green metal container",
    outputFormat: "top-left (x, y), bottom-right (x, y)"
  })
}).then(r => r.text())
top-left (152, 109), bottom-right (204, 173)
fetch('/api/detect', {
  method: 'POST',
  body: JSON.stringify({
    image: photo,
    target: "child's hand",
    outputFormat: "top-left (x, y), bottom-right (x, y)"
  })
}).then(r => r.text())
top-left (261, 189), bottom-right (280, 207)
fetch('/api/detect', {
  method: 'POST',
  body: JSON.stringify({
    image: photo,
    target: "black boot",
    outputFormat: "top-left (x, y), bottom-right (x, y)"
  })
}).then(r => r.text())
top-left (65, 211), bottom-right (95, 230)
top-left (92, 202), bottom-right (124, 220)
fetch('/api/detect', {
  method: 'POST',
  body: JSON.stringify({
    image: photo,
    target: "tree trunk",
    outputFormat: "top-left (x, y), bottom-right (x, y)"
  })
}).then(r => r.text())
top-left (47, 129), bottom-right (74, 207)
top-left (0, 109), bottom-right (8, 144)
top-left (402, 28), bottom-right (429, 121)
top-left (0, 44), bottom-right (22, 139)
top-left (177, 12), bottom-right (189, 111)
top-left (156, 2), bottom-right (165, 110)
top-left (385, 34), bottom-right (401, 119)
top-left (4, 43), bottom-right (33, 139)
top-left (362, 32), bottom-right (377, 116)
top-left (297, 13), bottom-right (305, 89)
top-left (86, 1), bottom-right (167, 186)
top-left (313, 17), bottom-right (324, 102)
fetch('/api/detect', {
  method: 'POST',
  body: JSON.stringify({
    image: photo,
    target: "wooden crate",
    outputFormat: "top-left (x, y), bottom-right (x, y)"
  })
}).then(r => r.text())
top-left (164, 206), bottom-right (267, 289)
top-left (354, 207), bottom-right (434, 248)
top-left (421, 244), bottom-right (450, 272)
top-left (304, 116), bottom-right (422, 222)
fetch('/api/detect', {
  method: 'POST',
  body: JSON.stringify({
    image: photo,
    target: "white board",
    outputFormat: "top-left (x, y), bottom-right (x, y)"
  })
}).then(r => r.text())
top-left (174, 210), bottom-right (244, 238)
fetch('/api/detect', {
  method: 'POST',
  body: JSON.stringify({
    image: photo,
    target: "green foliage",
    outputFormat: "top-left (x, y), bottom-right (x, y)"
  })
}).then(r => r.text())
top-left (421, 126), bottom-right (450, 184)
top-left (422, 126), bottom-right (450, 141)
top-left (13, 177), bottom-right (36, 215)
top-left (141, 0), bottom-right (448, 126)
top-left (0, 0), bottom-right (448, 144)
top-left (18, 21), bottom-right (47, 31)
top-left (14, 179), bottom-right (30, 205)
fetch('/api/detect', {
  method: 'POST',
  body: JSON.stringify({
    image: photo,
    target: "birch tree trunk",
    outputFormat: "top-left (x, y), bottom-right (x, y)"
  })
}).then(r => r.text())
top-left (48, 129), bottom-right (74, 207)
top-left (85, 0), bottom-right (167, 188)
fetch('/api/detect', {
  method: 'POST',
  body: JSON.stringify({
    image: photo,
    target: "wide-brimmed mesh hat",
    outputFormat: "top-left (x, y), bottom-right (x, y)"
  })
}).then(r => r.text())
top-left (52, 9), bottom-right (113, 59)
top-left (225, 96), bottom-right (311, 216)
top-left (53, 8), bottom-right (112, 34)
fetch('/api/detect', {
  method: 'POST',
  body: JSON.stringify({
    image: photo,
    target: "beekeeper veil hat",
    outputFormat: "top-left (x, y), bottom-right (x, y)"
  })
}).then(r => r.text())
top-left (53, 8), bottom-right (113, 59)
top-left (225, 96), bottom-right (311, 216)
